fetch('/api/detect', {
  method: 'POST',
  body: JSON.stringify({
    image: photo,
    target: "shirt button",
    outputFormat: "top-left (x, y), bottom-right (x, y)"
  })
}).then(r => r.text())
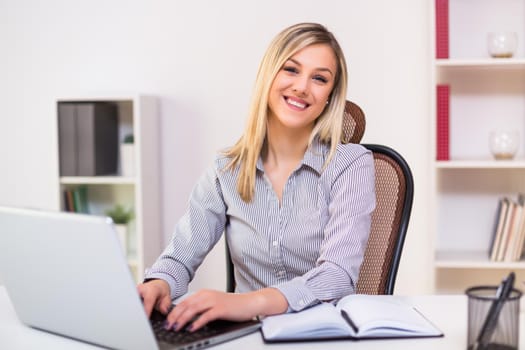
top-left (299, 299), bottom-right (305, 306)
top-left (272, 240), bottom-right (278, 247)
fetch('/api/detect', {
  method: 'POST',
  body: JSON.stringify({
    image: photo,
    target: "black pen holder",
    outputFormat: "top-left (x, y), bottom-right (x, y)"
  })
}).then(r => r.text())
top-left (466, 285), bottom-right (522, 350)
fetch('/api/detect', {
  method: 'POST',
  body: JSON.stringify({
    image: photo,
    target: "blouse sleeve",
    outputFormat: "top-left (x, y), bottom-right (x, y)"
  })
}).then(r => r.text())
top-left (274, 146), bottom-right (376, 311)
top-left (144, 161), bottom-right (227, 299)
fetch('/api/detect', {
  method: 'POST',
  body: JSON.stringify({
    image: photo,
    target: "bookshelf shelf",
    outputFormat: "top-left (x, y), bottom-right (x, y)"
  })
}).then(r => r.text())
top-left (435, 251), bottom-right (525, 269)
top-left (56, 94), bottom-right (162, 282)
top-left (431, 0), bottom-right (525, 293)
top-left (435, 160), bottom-right (525, 169)
top-left (436, 58), bottom-right (525, 68)
top-left (60, 176), bottom-right (136, 185)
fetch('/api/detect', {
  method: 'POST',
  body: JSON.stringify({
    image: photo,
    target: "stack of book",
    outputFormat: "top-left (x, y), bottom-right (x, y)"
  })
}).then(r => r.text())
top-left (58, 101), bottom-right (119, 176)
top-left (489, 194), bottom-right (525, 262)
top-left (63, 186), bottom-right (89, 214)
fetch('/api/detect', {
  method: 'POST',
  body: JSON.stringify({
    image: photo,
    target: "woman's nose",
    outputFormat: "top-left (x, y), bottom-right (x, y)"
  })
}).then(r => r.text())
top-left (292, 78), bottom-right (309, 97)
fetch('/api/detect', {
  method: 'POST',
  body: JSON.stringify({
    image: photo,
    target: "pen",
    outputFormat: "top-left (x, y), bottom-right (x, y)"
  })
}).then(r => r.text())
top-left (340, 310), bottom-right (359, 335)
top-left (473, 272), bottom-right (515, 350)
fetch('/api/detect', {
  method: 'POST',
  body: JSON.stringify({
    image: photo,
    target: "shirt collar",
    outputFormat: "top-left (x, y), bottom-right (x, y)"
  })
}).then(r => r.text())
top-left (256, 137), bottom-right (327, 175)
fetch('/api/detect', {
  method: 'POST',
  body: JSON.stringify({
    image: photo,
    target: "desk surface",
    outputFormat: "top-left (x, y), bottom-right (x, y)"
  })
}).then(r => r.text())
top-left (0, 286), bottom-right (521, 350)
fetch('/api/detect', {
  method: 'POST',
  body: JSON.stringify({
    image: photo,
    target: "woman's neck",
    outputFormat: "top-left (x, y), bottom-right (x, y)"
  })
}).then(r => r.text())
top-left (263, 122), bottom-right (311, 167)
top-left (262, 120), bottom-right (312, 202)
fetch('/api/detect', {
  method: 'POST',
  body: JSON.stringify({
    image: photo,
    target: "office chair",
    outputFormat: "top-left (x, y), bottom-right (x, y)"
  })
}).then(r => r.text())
top-left (355, 143), bottom-right (413, 294)
top-left (225, 100), bottom-right (414, 295)
top-left (342, 100), bottom-right (366, 144)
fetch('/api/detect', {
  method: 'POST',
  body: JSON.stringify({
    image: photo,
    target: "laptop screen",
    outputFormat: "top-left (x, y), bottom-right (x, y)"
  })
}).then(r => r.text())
top-left (0, 207), bottom-right (260, 350)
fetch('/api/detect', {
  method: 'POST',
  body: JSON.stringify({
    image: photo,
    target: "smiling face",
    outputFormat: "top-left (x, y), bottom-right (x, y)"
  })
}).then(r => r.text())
top-left (267, 43), bottom-right (337, 133)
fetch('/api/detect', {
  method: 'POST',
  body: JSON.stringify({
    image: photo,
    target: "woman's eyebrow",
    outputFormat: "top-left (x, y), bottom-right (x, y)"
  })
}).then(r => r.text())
top-left (286, 58), bottom-right (334, 77)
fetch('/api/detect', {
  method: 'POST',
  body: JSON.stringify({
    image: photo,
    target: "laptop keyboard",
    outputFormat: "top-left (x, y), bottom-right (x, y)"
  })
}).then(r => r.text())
top-left (151, 316), bottom-right (220, 345)
top-left (149, 308), bottom-right (261, 349)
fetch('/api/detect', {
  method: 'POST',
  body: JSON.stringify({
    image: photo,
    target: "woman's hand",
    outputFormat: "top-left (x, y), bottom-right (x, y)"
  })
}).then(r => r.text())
top-left (165, 288), bottom-right (288, 332)
top-left (137, 279), bottom-right (173, 318)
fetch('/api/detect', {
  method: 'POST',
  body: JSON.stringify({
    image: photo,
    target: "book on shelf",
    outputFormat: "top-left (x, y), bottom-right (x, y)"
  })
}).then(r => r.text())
top-left (436, 85), bottom-right (449, 161)
top-left (76, 102), bottom-right (119, 176)
top-left (489, 194), bottom-right (525, 262)
top-left (488, 198), bottom-right (506, 261)
top-left (435, 0), bottom-right (449, 59)
top-left (504, 195), bottom-right (524, 262)
top-left (57, 101), bottom-right (119, 176)
top-left (64, 190), bottom-right (75, 212)
top-left (58, 103), bottom-right (78, 176)
top-left (261, 294), bottom-right (443, 343)
top-left (497, 200), bottom-right (518, 262)
top-left (63, 186), bottom-right (89, 214)
top-left (490, 197), bottom-right (513, 262)
top-left (512, 195), bottom-right (525, 260)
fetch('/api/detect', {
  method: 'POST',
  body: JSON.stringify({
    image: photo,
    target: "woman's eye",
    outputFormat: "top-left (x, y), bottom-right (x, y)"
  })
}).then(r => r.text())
top-left (313, 75), bottom-right (328, 83)
top-left (283, 66), bottom-right (298, 74)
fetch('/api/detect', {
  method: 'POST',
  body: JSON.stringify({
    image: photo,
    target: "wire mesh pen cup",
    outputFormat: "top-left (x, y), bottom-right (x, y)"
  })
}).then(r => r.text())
top-left (466, 286), bottom-right (522, 350)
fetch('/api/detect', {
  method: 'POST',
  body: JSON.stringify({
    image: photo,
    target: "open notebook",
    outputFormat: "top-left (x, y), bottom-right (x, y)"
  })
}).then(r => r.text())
top-left (262, 294), bottom-right (443, 342)
top-left (0, 206), bottom-right (260, 350)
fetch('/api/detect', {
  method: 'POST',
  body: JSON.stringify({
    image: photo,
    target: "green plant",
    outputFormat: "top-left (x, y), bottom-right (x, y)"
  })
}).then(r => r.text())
top-left (123, 134), bottom-right (134, 144)
top-left (105, 204), bottom-right (134, 224)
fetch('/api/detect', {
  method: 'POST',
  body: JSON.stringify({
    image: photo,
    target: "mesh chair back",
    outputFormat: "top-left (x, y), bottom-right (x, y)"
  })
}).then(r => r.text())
top-left (342, 100), bottom-right (366, 143)
top-left (355, 144), bottom-right (413, 294)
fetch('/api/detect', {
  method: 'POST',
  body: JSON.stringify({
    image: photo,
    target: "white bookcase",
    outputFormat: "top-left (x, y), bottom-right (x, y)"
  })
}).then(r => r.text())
top-left (431, 0), bottom-right (525, 293)
top-left (56, 94), bottom-right (162, 282)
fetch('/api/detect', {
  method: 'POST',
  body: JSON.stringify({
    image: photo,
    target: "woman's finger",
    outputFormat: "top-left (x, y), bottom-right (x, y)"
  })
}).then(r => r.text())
top-left (137, 284), bottom-right (156, 318)
top-left (186, 308), bottom-right (219, 332)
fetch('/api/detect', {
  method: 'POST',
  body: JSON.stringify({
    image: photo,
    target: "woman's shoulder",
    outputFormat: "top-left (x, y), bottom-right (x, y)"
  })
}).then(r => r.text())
top-left (322, 142), bottom-right (372, 172)
top-left (317, 142), bottom-right (374, 185)
top-left (214, 152), bottom-right (231, 166)
top-left (316, 142), bottom-right (373, 177)
top-left (335, 142), bottom-right (372, 161)
top-left (195, 153), bottom-right (237, 187)
top-left (215, 148), bottom-right (241, 163)
top-left (210, 152), bottom-right (238, 175)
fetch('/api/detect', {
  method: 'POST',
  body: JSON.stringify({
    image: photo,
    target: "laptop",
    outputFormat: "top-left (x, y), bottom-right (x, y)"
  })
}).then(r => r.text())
top-left (0, 206), bottom-right (260, 350)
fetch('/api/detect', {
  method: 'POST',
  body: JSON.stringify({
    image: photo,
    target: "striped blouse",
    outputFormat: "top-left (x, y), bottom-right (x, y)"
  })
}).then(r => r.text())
top-left (145, 137), bottom-right (376, 311)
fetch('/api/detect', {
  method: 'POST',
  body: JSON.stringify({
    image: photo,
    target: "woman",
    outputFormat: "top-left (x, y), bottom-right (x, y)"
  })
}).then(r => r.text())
top-left (138, 22), bottom-right (375, 332)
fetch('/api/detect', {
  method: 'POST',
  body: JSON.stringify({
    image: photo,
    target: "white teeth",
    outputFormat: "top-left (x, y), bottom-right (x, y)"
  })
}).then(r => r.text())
top-left (288, 99), bottom-right (306, 109)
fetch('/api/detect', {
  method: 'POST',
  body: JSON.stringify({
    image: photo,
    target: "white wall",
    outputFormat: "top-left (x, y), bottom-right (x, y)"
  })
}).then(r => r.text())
top-left (0, 0), bottom-right (432, 294)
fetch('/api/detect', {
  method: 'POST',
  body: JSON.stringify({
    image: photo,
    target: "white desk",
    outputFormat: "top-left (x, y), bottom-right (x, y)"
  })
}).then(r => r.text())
top-left (0, 286), bottom-right (521, 349)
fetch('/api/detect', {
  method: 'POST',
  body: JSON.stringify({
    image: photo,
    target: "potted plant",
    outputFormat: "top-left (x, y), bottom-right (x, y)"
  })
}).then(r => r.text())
top-left (105, 204), bottom-right (134, 252)
top-left (120, 133), bottom-right (135, 177)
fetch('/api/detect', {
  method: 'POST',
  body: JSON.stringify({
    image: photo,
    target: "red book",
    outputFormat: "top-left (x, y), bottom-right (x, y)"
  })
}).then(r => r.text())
top-left (435, 0), bottom-right (449, 59)
top-left (436, 85), bottom-right (450, 161)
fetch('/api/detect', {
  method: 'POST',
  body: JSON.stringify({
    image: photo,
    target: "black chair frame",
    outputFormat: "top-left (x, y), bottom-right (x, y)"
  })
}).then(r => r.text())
top-left (361, 143), bottom-right (413, 294)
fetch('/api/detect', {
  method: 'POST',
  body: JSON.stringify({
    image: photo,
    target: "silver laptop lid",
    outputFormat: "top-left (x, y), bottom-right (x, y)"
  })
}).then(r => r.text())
top-left (0, 206), bottom-right (158, 350)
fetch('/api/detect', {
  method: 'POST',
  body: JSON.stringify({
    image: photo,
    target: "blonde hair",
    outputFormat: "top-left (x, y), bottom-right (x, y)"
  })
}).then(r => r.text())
top-left (223, 22), bottom-right (348, 202)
